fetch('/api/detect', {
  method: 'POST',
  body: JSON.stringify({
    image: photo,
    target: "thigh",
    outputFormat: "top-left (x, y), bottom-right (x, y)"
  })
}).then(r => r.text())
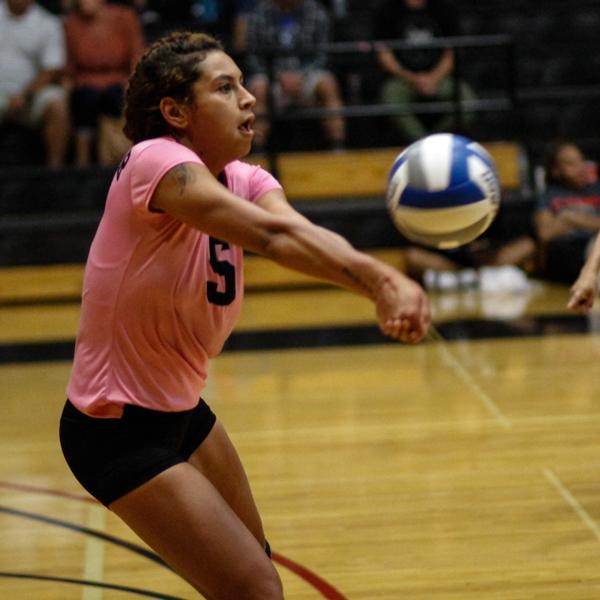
top-left (436, 76), bottom-right (476, 102)
top-left (381, 77), bottom-right (415, 104)
top-left (70, 86), bottom-right (102, 129)
top-left (303, 69), bottom-right (335, 103)
top-left (29, 85), bottom-right (66, 125)
top-left (187, 420), bottom-right (266, 546)
top-left (99, 84), bottom-right (124, 117)
top-left (60, 399), bottom-right (191, 506)
top-left (109, 462), bottom-right (281, 599)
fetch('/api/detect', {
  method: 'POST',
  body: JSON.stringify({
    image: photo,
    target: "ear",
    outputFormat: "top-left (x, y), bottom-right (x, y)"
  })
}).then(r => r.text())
top-left (159, 97), bottom-right (189, 130)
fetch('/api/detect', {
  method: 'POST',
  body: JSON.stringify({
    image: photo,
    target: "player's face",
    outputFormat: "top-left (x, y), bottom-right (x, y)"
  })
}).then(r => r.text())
top-left (553, 144), bottom-right (589, 189)
top-left (184, 51), bottom-right (256, 172)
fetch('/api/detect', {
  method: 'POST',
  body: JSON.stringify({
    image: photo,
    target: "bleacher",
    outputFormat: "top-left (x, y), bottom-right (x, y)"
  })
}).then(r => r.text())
top-left (1, 2), bottom-right (599, 290)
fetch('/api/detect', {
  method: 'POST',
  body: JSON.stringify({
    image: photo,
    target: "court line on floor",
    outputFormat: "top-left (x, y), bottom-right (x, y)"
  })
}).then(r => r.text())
top-left (0, 572), bottom-right (182, 599)
top-left (82, 503), bottom-right (106, 600)
top-left (543, 468), bottom-right (600, 543)
top-left (0, 485), bottom-right (348, 600)
top-left (429, 325), bottom-right (512, 429)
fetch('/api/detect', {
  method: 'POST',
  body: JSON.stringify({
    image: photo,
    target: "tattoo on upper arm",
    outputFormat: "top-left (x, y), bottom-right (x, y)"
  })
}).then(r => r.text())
top-left (172, 164), bottom-right (191, 196)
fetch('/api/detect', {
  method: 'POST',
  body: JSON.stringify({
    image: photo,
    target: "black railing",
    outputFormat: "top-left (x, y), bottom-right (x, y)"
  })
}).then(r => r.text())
top-left (247, 34), bottom-right (516, 173)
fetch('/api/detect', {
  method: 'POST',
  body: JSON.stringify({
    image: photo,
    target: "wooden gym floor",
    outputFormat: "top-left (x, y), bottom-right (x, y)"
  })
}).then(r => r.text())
top-left (1, 262), bottom-right (600, 599)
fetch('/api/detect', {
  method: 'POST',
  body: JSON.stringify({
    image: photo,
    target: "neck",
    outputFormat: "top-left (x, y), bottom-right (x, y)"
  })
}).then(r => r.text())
top-left (175, 135), bottom-right (229, 178)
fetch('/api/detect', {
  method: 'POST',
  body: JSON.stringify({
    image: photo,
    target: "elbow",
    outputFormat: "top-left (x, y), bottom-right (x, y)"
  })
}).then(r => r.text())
top-left (256, 220), bottom-right (296, 262)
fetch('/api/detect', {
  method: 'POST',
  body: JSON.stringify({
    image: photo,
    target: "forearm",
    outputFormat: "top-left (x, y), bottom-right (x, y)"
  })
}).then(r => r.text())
top-left (430, 49), bottom-right (454, 82)
top-left (263, 220), bottom-right (394, 300)
top-left (564, 213), bottom-right (600, 231)
top-left (582, 233), bottom-right (600, 276)
top-left (535, 212), bottom-right (573, 242)
top-left (153, 165), bottom-right (429, 342)
top-left (377, 48), bottom-right (413, 81)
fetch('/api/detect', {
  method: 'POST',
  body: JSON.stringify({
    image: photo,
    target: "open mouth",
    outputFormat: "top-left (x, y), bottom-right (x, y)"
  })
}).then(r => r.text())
top-left (239, 115), bottom-right (255, 135)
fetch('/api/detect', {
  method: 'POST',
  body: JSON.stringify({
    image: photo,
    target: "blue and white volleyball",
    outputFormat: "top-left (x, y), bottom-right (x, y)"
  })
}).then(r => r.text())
top-left (386, 133), bottom-right (501, 249)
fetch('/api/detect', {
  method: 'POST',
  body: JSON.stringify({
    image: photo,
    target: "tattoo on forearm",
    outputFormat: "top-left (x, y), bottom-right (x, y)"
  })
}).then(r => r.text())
top-left (342, 267), bottom-right (373, 295)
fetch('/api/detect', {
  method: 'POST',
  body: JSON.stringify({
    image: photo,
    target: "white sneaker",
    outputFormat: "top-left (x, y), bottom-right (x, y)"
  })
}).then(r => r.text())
top-left (458, 268), bottom-right (479, 288)
top-left (423, 269), bottom-right (460, 291)
top-left (437, 270), bottom-right (460, 291)
top-left (479, 266), bottom-right (530, 294)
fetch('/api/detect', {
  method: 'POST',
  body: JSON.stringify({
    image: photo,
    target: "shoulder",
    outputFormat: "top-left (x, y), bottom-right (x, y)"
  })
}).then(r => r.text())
top-left (64, 11), bottom-right (82, 29)
top-left (224, 159), bottom-right (282, 199)
top-left (132, 137), bottom-right (202, 165)
top-left (25, 3), bottom-right (60, 30)
top-left (224, 159), bottom-right (262, 179)
top-left (29, 3), bottom-right (60, 24)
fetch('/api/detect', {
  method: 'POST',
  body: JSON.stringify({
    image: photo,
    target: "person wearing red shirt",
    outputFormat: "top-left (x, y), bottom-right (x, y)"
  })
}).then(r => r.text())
top-left (64, 0), bottom-right (145, 165)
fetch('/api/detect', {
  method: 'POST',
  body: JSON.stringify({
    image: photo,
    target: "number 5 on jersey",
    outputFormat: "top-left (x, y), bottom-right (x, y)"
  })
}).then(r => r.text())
top-left (207, 237), bottom-right (236, 306)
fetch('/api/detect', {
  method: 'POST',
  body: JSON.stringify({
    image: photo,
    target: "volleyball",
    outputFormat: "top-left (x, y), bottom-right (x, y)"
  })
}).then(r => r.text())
top-left (386, 133), bottom-right (501, 249)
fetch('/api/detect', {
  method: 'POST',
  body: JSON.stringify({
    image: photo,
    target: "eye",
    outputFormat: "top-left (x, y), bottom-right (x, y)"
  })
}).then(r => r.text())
top-left (218, 82), bottom-right (233, 93)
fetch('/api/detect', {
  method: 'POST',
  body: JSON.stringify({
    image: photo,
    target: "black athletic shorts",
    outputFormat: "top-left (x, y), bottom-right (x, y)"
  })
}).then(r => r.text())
top-left (59, 398), bottom-right (217, 507)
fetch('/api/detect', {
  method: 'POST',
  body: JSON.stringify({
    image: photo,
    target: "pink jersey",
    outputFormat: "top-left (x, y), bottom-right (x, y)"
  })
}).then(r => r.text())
top-left (67, 136), bottom-right (281, 417)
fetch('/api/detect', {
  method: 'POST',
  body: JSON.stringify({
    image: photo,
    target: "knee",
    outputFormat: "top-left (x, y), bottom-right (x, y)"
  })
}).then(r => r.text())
top-left (316, 74), bottom-right (341, 102)
top-left (44, 97), bottom-right (70, 124)
top-left (255, 572), bottom-right (284, 600)
top-left (240, 563), bottom-right (283, 600)
top-left (404, 246), bottom-right (425, 266)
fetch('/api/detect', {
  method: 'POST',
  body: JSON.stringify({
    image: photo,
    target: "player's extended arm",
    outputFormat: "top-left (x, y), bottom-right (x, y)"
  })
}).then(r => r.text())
top-left (568, 232), bottom-right (600, 312)
top-left (151, 163), bottom-right (430, 342)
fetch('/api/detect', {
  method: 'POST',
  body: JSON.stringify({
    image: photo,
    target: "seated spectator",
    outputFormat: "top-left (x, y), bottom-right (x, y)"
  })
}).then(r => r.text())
top-left (373, 0), bottom-right (476, 144)
top-left (0, 0), bottom-right (69, 167)
top-left (403, 197), bottom-right (537, 292)
top-left (231, 0), bottom-right (257, 53)
top-left (244, 0), bottom-right (347, 152)
top-left (127, 1), bottom-right (221, 43)
top-left (534, 140), bottom-right (600, 284)
top-left (404, 234), bottom-right (536, 292)
top-left (64, 0), bottom-right (145, 166)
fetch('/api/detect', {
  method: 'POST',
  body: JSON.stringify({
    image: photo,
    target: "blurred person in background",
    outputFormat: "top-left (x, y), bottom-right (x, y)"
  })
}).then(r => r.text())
top-left (64, 0), bottom-right (145, 166)
top-left (373, 0), bottom-right (475, 143)
top-left (230, 0), bottom-right (256, 53)
top-left (535, 140), bottom-right (600, 284)
top-left (126, 0), bottom-right (238, 45)
top-left (0, 0), bottom-right (69, 167)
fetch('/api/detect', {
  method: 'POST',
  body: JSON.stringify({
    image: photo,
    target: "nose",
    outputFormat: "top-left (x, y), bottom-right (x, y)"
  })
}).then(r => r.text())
top-left (240, 85), bottom-right (256, 109)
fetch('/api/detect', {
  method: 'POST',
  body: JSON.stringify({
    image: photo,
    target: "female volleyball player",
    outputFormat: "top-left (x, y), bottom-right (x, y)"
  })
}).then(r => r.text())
top-left (59, 31), bottom-right (430, 599)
